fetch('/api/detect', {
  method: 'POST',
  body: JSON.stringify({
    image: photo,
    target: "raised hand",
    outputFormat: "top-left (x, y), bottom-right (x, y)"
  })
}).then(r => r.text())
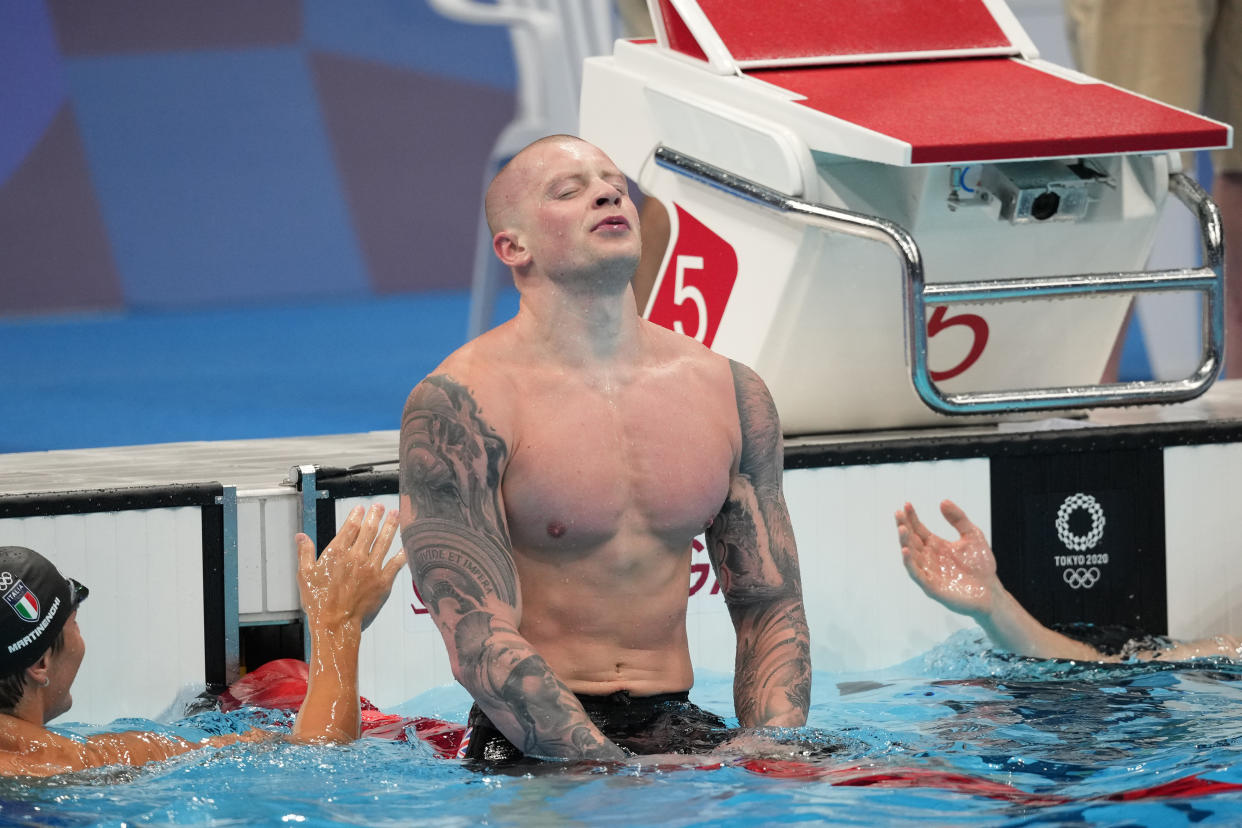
top-left (292, 504), bottom-right (407, 744)
top-left (896, 500), bottom-right (1242, 663)
top-left (296, 504), bottom-right (407, 636)
top-left (895, 500), bottom-right (1000, 620)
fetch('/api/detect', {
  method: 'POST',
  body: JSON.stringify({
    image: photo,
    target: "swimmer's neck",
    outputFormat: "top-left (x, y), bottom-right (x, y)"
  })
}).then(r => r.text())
top-left (515, 279), bottom-right (645, 369)
top-left (0, 696), bottom-right (49, 727)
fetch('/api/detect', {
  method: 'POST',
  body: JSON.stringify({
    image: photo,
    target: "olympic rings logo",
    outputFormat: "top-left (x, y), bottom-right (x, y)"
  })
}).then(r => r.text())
top-left (1063, 567), bottom-right (1100, 589)
top-left (0, 572), bottom-right (11, 590)
top-left (1055, 493), bottom-right (1105, 551)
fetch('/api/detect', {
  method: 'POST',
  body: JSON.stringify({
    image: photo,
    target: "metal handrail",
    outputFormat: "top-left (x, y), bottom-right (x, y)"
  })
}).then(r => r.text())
top-left (653, 145), bottom-right (1225, 415)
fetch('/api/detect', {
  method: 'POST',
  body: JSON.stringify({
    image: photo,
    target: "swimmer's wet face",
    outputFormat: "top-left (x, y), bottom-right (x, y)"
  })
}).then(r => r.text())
top-left (490, 136), bottom-right (641, 289)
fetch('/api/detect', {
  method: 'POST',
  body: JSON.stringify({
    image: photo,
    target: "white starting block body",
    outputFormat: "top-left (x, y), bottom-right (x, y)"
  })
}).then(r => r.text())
top-left (580, 0), bottom-right (1232, 434)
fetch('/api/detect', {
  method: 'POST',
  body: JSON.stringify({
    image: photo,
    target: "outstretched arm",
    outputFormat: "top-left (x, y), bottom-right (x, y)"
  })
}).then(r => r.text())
top-left (399, 375), bottom-right (623, 760)
top-left (292, 503), bottom-right (407, 743)
top-left (706, 362), bottom-right (811, 728)
top-left (896, 500), bottom-right (1099, 660)
top-left (0, 728), bottom-right (270, 778)
top-left (896, 501), bottom-right (1242, 661)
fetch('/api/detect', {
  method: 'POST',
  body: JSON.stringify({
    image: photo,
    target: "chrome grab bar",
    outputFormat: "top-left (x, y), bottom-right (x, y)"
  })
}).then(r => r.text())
top-left (653, 145), bottom-right (1225, 415)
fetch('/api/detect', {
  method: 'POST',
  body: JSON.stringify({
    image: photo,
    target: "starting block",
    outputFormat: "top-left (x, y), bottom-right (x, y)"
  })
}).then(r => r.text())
top-left (580, 0), bottom-right (1233, 433)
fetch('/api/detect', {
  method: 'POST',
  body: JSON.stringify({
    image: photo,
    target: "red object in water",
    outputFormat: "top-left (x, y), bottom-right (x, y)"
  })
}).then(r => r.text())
top-left (1104, 774), bottom-right (1242, 802)
top-left (741, 758), bottom-right (1069, 806)
top-left (220, 659), bottom-right (466, 758)
top-left (741, 757), bottom-right (1242, 805)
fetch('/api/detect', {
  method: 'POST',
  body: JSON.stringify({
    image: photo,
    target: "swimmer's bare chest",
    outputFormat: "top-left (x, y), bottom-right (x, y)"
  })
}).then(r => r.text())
top-left (496, 366), bottom-right (738, 691)
top-left (502, 368), bottom-right (735, 553)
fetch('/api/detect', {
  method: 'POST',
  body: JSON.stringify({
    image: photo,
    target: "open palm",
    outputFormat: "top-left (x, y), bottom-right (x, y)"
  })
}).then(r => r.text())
top-left (895, 500), bottom-right (1000, 619)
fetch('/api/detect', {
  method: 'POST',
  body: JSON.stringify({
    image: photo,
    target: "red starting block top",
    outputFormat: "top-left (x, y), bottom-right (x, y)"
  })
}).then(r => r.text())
top-left (749, 58), bottom-right (1230, 164)
top-left (655, 0), bottom-right (1026, 67)
top-left (646, 0), bottom-right (1231, 164)
top-left (662, 0), bottom-right (1016, 65)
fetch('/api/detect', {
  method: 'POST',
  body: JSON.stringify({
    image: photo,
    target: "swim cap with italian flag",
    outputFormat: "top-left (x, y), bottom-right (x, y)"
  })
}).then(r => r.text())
top-left (0, 546), bottom-right (89, 674)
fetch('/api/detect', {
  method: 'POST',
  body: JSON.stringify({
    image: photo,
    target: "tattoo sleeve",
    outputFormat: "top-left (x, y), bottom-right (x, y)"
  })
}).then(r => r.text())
top-left (706, 362), bottom-right (812, 728)
top-left (399, 375), bottom-right (623, 760)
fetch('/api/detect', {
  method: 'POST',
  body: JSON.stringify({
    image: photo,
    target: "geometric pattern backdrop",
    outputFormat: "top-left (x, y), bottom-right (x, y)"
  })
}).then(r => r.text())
top-left (0, 2), bottom-right (1188, 455)
top-left (0, 0), bottom-right (516, 315)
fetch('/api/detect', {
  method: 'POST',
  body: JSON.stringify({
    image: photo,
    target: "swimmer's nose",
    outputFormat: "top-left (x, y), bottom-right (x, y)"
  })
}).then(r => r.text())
top-left (590, 178), bottom-right (623, 207)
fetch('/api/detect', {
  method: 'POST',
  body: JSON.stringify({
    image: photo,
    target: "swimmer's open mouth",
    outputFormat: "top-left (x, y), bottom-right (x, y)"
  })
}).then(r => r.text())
top-left (593, 216), bottom-right (630, 231)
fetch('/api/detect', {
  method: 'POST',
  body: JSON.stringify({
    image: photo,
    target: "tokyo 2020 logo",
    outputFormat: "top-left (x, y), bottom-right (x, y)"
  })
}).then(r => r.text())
top-left (1054, 493), bottom-right (1107, 590)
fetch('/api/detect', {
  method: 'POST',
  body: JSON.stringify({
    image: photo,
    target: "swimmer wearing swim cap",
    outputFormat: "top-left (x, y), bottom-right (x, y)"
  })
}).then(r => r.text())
top-left (0, 504), bottom-right (406, 776)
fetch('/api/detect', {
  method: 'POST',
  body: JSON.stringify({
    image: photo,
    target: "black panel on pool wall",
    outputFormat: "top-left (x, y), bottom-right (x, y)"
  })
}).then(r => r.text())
top-left (989, 449), bottom-right (1166, 634)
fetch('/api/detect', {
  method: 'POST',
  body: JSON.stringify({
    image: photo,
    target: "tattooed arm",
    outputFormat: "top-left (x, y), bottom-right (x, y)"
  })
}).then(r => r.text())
top-left (399, 374), bottom-right (625, 761)
top-left (706, 362), bottom-right (811, 729)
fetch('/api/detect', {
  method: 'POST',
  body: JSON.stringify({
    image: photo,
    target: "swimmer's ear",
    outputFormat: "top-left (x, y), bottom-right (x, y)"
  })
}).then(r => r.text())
top-left (25, 654), bottom-right (51, 692)
top-left (494, 230), bottom-right (531, 268)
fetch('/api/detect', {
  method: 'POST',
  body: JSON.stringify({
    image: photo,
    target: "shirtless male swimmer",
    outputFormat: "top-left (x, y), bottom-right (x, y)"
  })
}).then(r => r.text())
top-left (399, 135), bottom-right (811, 762)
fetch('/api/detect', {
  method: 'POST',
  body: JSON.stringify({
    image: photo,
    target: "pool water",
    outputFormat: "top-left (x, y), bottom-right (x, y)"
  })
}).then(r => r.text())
top-left (4, 630), bottom-right (1242, 827)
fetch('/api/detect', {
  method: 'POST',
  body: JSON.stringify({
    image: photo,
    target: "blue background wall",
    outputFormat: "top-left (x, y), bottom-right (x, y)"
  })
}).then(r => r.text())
top-left (1, 0), bottom-right (517, 315)
top-left (0, 1), bottom-right (531, 452)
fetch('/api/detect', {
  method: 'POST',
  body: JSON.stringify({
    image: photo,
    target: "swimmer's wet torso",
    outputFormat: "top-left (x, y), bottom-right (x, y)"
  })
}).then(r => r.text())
top-left (473, 323), bottom-right (739, 699)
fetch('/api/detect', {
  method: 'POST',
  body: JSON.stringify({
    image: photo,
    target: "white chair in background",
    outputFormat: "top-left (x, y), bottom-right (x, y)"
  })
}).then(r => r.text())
top-left (427, 0), bottom-right (620, 337)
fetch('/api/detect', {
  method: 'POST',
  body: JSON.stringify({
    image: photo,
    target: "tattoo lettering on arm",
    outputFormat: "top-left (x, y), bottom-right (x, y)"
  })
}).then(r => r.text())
top-left (400, 375), bottom-right (622, 760)
top-left (706, 361), bottom-right (812, 728)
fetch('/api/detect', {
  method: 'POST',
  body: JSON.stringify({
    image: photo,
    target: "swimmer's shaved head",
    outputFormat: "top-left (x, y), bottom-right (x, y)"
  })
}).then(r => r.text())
top-left (484, 134), bottom-right (585, 235)
top-left (483, 134), bottom-right (639, 282)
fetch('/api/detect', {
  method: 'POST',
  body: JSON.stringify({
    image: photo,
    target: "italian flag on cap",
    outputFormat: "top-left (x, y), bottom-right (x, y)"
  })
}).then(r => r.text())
top-left (5, 581), bottom-right (40, 622)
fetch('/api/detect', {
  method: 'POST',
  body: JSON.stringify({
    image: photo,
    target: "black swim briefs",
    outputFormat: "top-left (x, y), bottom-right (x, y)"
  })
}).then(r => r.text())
top-left (459, 688), bottom-right (730, 763)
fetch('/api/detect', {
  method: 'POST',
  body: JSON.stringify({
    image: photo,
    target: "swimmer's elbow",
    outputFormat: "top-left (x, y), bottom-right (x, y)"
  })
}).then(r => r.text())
top-left (720, 579), bottom-right (802, 613)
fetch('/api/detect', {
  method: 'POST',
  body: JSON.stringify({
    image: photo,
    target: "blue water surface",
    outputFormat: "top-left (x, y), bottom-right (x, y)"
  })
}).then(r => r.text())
top-left (4, 630), bottom-right (1242, 827)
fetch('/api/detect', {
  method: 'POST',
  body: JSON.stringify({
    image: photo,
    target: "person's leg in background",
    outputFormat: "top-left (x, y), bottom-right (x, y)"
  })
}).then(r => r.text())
top-left (1218, 169), bottom-right (1242, 376)
top-left (1063, 0), bottom-right (1230, 379)
top-left (631, 197), bottom-right (670, 314)
top-left (615, 0), bottom-right (653, 39)
top-left (1204, 1), bottom-right (1242, 377)
top-left (614, 0), bottom-right (672, 314)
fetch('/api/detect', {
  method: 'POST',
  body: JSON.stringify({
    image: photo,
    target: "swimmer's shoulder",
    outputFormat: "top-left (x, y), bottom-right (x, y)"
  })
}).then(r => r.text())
top-left (0, 720), bottom-right (91, 777)
top-left (403, 330), bottom-right (522, 432)
top-left (640, 319), bottom-right (748, 388)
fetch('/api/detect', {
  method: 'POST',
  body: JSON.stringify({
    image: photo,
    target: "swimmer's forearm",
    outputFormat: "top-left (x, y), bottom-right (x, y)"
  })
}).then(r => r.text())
top-left (971, 582), bottom-right (1242, 663)
top-left (985, 601), bottom-right (1242, 663)
top-left (455, 627), bottom-right (624, 760)
top-left (405, 536), bottom-right (620, 758)
top-left (731, 595), bottom-right (811, 728)
top-left (292, 625), bottom-right (363, 743)
top-left (974, 588), bottom-right (1103, 661)
top-left (717, 361), bottom-right (811, 726)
